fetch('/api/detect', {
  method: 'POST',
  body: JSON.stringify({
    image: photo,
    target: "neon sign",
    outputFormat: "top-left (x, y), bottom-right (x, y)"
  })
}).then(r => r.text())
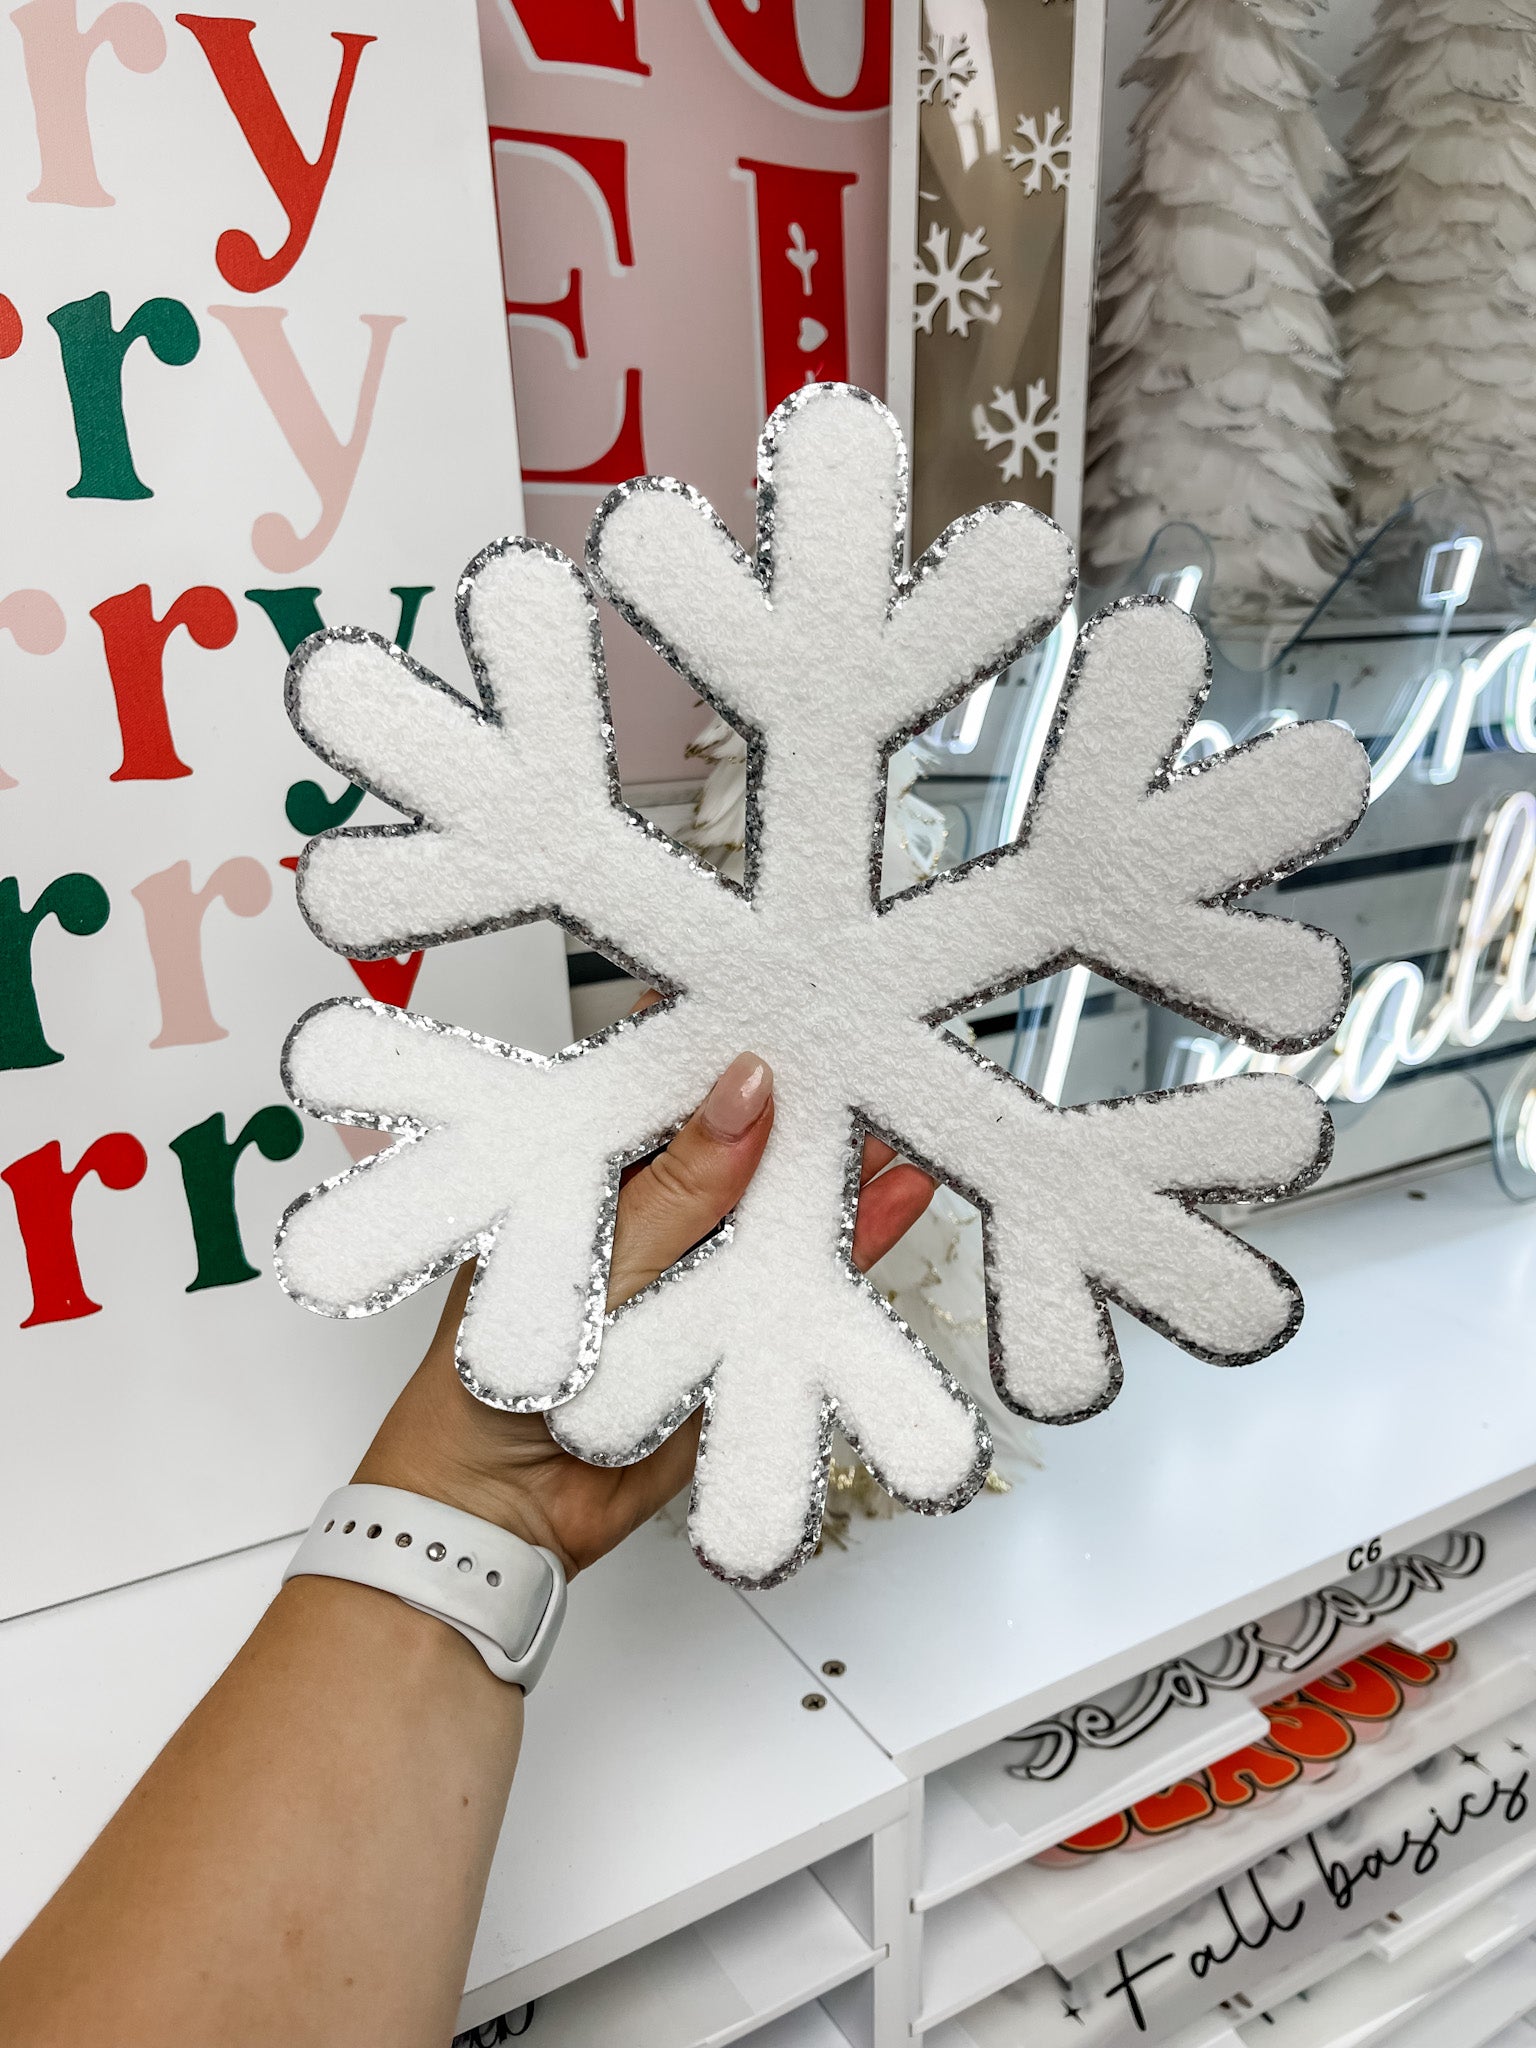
top-left (1183, 785), bottom-right (1536, 1107)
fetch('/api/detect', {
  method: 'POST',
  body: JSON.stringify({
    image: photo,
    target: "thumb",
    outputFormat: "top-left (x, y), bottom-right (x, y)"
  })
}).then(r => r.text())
top-left (607, 1052), bottom-right (774, 1308)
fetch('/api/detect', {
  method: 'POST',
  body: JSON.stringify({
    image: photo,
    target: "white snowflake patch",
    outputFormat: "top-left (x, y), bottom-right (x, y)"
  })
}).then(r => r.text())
top-left (1006, 106), bottom-right (1071, 194)
top-left (274, 385), bottom-right (1369, 1588)
top-left (974, 380), bottom-right (1060, 482)
top-left (918, 31), bottom-right (977, 105)
top-left (914, 221), bottom-right (1002, 338)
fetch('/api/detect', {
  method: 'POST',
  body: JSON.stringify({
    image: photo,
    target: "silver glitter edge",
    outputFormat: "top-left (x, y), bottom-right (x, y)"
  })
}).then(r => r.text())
top-left (941, 1038), bottom-right (1338, 1430)
top-left (274, 994), bottom-right (694, 1414)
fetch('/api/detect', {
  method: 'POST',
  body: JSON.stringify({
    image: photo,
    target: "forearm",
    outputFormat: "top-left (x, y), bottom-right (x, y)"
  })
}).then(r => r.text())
top-left (0, 1573), bottom-right (521, 2048)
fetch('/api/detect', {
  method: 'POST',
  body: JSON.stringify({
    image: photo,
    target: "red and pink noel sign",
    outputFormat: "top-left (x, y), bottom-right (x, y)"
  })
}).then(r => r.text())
top-left (0, 0), bottom-right (569, 1614)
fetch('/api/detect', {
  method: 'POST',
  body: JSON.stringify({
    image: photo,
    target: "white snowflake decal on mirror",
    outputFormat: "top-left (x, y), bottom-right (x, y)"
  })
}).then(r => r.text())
top-left (974, 381), bottom-right (1060, 482)
top-left (1006, 107), bottom-right (1071, 193)
top-left (914, 222), bottom-right (1003, 337)
top-left (918, 30), bottom-right (977, 105)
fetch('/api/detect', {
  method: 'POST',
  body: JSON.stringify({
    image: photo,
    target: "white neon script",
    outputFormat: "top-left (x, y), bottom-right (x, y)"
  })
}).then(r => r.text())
top-left (1168, 622), bottom-right (1536, 802)
top-left (1186, 788), bottom-right (1536, 1106)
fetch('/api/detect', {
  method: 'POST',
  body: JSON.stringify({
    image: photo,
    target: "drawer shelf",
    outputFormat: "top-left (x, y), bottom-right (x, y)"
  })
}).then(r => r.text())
top-left (987, 1623), bottom-right (1536, 1975)
top-left (918, 1690), bottom-right (1267, 1911)
top-left (474, 1868), bottom-right (875, 2048)
top-left (736, 2000), bottom-right (853, 2046)
top-left (1369, 1834), bottom-right (1536, 1962)
top-left (1357, 1939), bottom-right (1536, 2047)
top-left (1238, 1873), bottom-right (1536, 2046)
top-left (1393, 1496), bottom-right (1536, 1654)
top-left (916, 1883), bottom-right (1043, 2032)
top-left (916, 1508), bottom-right (1536, 1918)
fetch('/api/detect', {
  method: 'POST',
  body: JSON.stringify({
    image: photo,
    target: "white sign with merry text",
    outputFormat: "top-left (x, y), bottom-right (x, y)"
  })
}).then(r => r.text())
top-left (0, 0), bottom-right (569, 1616)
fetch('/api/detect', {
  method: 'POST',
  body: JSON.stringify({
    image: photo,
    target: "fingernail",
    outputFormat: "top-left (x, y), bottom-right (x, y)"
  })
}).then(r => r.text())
top-left (701, 1052), bottom-right (774, 1140)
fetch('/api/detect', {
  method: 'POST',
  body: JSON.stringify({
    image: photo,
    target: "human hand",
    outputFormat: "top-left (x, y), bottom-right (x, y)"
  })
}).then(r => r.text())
top-left (355, 1052), bottom-right (936, 1577)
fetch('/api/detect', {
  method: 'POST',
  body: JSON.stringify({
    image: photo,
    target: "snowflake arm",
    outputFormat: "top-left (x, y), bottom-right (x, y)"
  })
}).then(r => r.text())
top-left (279, 1000), bottom-right (507, 1306)
top-left (1012, 1078), bottom-right (1328, 1413)
top-left (870, 1033), bottom-right (1329, 1421)
top-left (593, 388), bottom-right (1075, 782)
top-left (548, 1258), bottom-right (717, 1467)
top-left (588, 483), bottom-right (773, 729)
top-left (886, 500), bottom-right (1077, 727)
top-left (277, 997), bottom-right (711, 1407)
top-left (890, 600), bottom-right (1369, 1051)
top-left (552, 1206), bottom-right (991, 1587)
top-left (288, 540), bottom-right (743, 969)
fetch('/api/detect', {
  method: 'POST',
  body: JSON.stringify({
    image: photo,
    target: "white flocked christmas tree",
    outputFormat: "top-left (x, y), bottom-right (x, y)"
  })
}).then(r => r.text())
top-left (1084, 0), bottom-right (1351, 616)
top-left (1337, 0), bottom-right (1536, 580)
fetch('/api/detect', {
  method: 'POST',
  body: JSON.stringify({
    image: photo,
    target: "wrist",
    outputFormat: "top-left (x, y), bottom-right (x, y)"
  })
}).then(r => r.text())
top-left (281, 1487), bottom-right (566, 1691)
top-left (276, 1566), bottom-right (519, 1702)
top-left (353, 1429), bottom-right (577, 1580)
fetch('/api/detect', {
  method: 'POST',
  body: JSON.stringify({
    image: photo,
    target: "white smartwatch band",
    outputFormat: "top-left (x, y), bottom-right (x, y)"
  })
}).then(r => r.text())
top-left (282, 1484), bottom-right (567, 1690)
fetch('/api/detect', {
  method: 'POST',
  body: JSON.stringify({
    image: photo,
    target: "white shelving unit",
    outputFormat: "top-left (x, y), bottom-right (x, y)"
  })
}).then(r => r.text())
top-left (0, 1518), bottom-right (910, 2043)
top-left (986, 1620), bottom-right (1536, 1976)
top-left (9, 1165), bottom-right (1536, 2047)
top-left (461, 1533), bottom-right (909, 2024)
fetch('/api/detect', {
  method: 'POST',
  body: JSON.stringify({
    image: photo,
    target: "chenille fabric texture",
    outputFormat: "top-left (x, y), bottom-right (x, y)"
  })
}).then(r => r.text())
top-left (274, 384), bottom-right (1368, 1588)
top-left (680, 712), bottom-right (1040, 1487)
